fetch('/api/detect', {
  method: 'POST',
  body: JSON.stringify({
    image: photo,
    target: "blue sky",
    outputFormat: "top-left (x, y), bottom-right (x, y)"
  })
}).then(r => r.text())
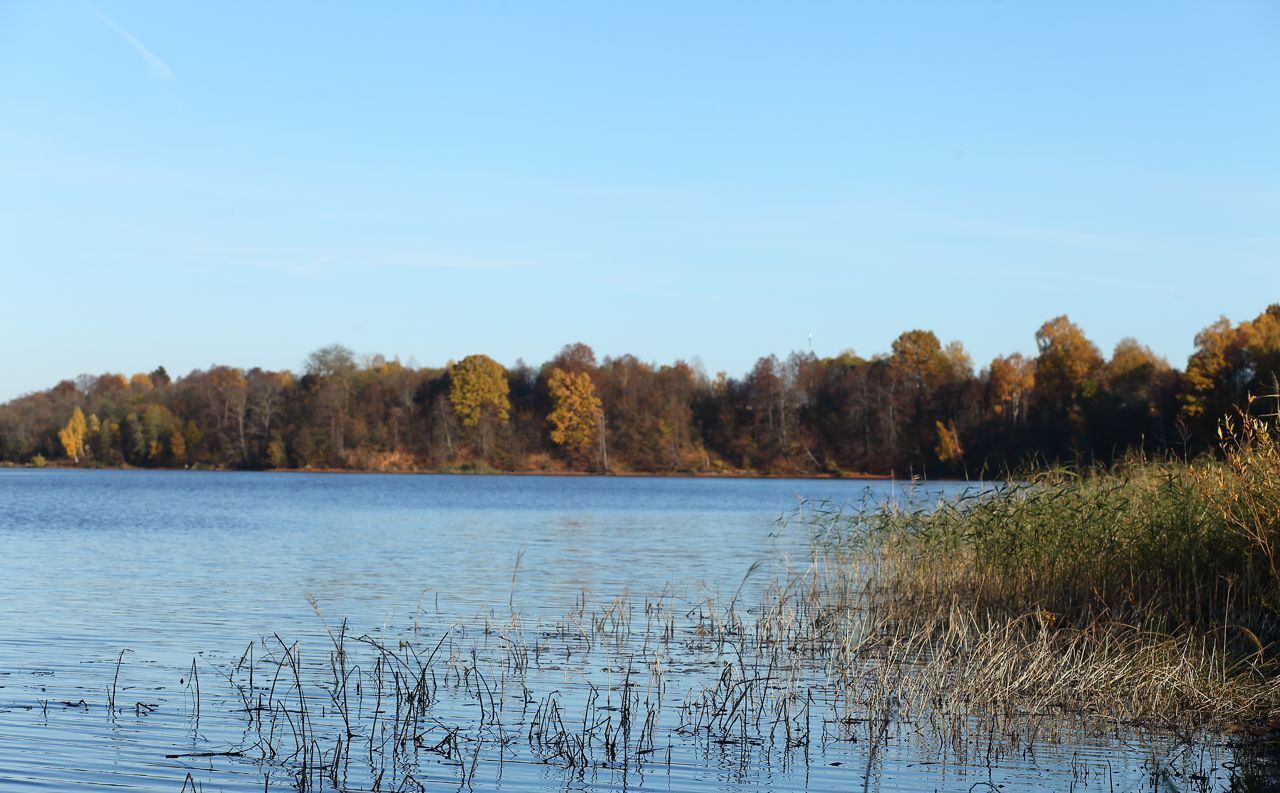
top-left (1, 2), bottom-right (1276, 400)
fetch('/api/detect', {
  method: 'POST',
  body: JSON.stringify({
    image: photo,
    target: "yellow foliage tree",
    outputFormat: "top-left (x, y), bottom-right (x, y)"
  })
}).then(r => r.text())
top-left (891, 329), bottom-right (947, 392)
top-left (448, 354), bottom-right (510, 456)
top-left (59, 406), bottom-right (88, 463)
top-left (547, 368), bottom-right (604, 466)
top-left (934, 419), bottom-right (963, 465)
top-left (449, 355), bottom-right (510, 427)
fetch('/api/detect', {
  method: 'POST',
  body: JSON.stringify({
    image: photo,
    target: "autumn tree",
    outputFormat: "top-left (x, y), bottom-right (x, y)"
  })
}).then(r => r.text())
top-left (305, 344), bottom-right (358, 461)
top-left (119, 404), bottom-right (181, 466)
top-left (1181, 306), bottom-right (1280, 443)
top-left (741, 355), bottom-right (797, 470)
top-left (89, 416), bottom-right (119, 464)
top-left (546, 367), bottom-right (604, 468)
top-left (887, 330), bottom-right (949, 467)
top-left (266, 440), bottom-right (287, 468)
top-left (790, 352), bottom-right (875, 472)
top-left (1240, 305), bottom-right (1280, 393)
top-left (149, 366), bottom-right (171, 388)
top-left (891, 330), bottom-right (948, 393)
top-left (653, 361), bottom-right (708, 471)
top-left (1030, 316), bottom-right (1099, 447)
top-left (210, 366), bottom-right (250, 465)
top-left (448, 354), bottom-right (511, 458)
top-left (169, 428), bottom-right (187, 464)
top-left (941, 341), bottom-right (973, 383)
top-left (90, 373), bottom-right (128, 400)
top-left (986, 353), bottom-right (1035, 426)
top-left (549, 342), bottom-right (598, 374)
top-left (416, 373), bottom-right (459, 463)
top-left (1105, 339), bottom-right (1170, 412)
top-left (934, 419), bottom-right (963, 466)
top-left (248, 369), bottom-right (293, 462)
top-left (58, 406), bottom-right (88, 462)
top-left (592, 355), bottom-right (707, 472)
top-left (1033, 315), bottom-right (1104, 410)
top-left (353, 358), bottom-right (423, 454)
top-left (933, 340), bottom-right (981, 461)
top-left (1091, 338), bottom-right (1176, 455)
top-left (503, 359), bottom-right (545, 466)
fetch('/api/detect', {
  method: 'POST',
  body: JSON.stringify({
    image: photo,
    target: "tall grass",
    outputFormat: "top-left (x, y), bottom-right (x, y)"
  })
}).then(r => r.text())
top-left (805, 399), bottom-right (1280, 730)
top-left (840, 403), bottom-right (1280, 646)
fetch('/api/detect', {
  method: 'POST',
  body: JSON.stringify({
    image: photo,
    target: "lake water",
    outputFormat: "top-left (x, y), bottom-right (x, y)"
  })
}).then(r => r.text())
top-left (0, 469), bottom-right (1251, 791)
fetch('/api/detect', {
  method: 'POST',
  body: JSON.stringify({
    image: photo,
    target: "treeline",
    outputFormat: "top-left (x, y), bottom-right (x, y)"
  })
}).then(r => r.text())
top-left (3, 306), bottom-right (1278, 476)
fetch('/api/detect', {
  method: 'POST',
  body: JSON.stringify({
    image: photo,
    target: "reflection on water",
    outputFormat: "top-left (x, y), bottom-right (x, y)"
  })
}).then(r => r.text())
top-left (0, 469), bottom-right (1255, 790)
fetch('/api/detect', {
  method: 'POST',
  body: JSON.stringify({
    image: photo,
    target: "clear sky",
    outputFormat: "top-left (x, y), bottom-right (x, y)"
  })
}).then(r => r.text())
top-left (1, 2), bottom-right (1277, 401)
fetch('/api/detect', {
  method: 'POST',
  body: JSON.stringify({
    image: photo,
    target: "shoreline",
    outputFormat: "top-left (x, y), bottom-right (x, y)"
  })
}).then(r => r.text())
top-left (0, 460), bottom-right (893, 480)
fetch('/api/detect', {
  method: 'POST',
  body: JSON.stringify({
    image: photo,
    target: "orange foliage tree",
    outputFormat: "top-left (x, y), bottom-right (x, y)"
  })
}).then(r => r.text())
top-left (546, 367), bottom-right (604, 468)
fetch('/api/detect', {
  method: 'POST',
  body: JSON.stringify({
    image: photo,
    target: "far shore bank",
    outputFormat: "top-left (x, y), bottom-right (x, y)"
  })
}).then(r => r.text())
top-left (0, 460), bottom-right (894, 480)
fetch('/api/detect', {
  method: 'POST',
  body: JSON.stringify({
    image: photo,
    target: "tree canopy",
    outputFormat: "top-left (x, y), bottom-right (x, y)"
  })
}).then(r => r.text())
top-left (4, 307), bottom-right (1279, 476)
top-left (546, 368), bottom-right (604, 467)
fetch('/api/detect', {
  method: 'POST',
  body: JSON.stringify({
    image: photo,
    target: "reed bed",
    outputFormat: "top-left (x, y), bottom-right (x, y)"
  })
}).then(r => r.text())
top-left (804, 401), bottom-right (1280, 737)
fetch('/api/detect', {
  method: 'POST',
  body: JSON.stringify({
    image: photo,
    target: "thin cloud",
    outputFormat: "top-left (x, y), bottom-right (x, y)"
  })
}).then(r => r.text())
top-left (84, 1), bottom-right (174, 82)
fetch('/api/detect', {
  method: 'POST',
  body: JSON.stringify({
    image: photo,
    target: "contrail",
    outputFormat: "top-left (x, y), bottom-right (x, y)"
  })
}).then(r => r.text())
top-left (84, 1), bottom-right (175, 82)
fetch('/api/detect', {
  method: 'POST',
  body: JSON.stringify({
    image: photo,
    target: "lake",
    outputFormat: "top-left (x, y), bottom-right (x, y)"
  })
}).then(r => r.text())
top-left (0, 469), bottom-right (1249, 791)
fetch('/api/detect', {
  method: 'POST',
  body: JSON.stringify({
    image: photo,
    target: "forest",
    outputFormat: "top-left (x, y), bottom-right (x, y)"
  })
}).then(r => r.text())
top-left (2, 306), bottom-right (1277, 477)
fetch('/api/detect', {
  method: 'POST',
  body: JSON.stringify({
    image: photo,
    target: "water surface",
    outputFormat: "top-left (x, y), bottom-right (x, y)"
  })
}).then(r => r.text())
top-left (0, 469), bottom-right (1246, 791)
